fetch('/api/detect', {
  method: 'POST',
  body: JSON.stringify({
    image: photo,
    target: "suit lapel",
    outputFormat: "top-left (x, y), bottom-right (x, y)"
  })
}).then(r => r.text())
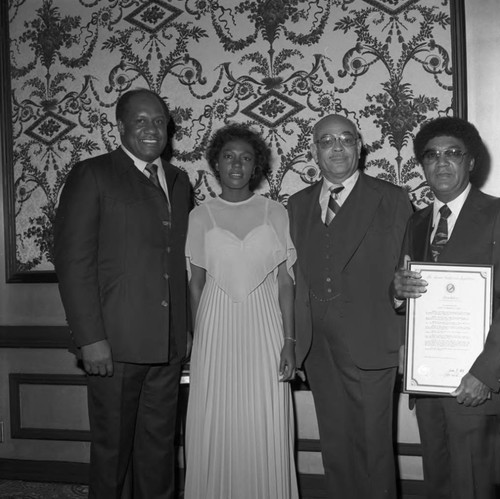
top-left (112, 149), bottom-right (172, 221)
top-left (412, 206), bottom-right (433, 261)
top-left (161, 160), bottom-right (179, 200)
top-left (439, 188), bottom-right (490, 262)
top-left (113, 148), bottom-right (178, 198)
top-left (329, 173), bottom-right (382, 271)
top-left (294, 182), bottom-right (323, 286)
top-left (112, 147), bottom-right (154, 189)
top-left (412, 188), bottom-right (493, 263)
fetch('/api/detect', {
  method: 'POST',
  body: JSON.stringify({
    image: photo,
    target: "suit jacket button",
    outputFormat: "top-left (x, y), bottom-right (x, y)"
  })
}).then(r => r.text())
top-left (166, 247), bottom-right (171, 253)
top-left (161, 300), bottom-right (169, 307)
top-left (164, 273), bottom-right (169, 280)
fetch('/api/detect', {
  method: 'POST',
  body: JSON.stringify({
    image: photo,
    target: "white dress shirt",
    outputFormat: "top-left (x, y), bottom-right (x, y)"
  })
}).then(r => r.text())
top-left (121, 146), bottom-right (171, 205)
top-left (430, 183), bottom-right (471, 242)
top-left (319, 170), bottom-right (360, 224)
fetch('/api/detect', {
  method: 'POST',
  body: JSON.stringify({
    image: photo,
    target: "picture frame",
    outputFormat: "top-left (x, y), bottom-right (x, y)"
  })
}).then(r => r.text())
top-left (0, 0), bottom-right (467, 283)
top-left (404, 262), bottom-right (492, 395)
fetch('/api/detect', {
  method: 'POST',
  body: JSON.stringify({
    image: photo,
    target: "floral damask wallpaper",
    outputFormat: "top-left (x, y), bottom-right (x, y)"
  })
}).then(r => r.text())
top-left (5, 0), bottom-right (460, 277)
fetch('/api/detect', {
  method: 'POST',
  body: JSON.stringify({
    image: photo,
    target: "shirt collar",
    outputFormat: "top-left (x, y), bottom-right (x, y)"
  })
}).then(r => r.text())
top-left (121, 145), bottom-right (160, 174)
top-left (432, 183), bottom-right (471, 220)
top-left (320, 169), bottom-right (360, 199)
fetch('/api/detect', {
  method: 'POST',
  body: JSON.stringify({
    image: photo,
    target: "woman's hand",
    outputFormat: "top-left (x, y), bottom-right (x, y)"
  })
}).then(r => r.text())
top-left (279, 341), bottom-right (296, 382)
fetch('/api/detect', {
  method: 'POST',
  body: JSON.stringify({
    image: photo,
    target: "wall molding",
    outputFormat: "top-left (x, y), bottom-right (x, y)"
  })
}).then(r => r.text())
top-left (0, 459), bottom-right (89, 484)
top-left (9, 373), bottom-right (90, 442)
top-left (0, 326), bottom-right (70, 348)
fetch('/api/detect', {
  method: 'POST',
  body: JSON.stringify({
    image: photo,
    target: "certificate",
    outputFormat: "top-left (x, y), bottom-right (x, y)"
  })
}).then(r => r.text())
top-left (404, 262), bottom-right (493, 395)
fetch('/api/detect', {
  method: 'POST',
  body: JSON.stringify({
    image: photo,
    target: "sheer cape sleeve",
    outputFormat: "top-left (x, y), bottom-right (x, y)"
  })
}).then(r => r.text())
top-left (267, 200), bottom-right (296, 282)
top-left (186, 196), bottom-right (296, 302)
top-left (185, 204), bottom-right (212, 279)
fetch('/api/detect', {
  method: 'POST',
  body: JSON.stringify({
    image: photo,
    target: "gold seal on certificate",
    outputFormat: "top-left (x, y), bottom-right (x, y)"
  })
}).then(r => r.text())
top-left (404, 262), bottom-right (493, 395)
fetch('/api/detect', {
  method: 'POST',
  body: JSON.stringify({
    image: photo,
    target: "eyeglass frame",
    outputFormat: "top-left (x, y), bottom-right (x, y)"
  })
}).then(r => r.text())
top-left (314, 133), bottom-right (359, 150)
top-left (421, 148), bottom-right (469, 166)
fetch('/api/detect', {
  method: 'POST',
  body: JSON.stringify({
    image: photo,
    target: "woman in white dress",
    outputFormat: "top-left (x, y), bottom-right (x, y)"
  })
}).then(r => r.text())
top-left (184, 124), bottom-right (299, 499)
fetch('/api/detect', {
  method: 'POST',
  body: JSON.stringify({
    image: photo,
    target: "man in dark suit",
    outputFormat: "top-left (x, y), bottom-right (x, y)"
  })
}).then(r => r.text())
top-left (288, 114), bottom-right (412, 498)
top-left (393, 117), bottom-right (500, 499)
top-left (54, 88), bottom-right (192, 499)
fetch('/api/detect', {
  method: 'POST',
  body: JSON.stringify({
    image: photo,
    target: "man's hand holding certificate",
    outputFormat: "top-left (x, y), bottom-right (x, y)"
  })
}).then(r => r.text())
top-left (394, 257), bottom-right (493, 398)
top-left (451, 372), bottom-right (490, 407)
top-left (393, 255), bottom-right (428, 299)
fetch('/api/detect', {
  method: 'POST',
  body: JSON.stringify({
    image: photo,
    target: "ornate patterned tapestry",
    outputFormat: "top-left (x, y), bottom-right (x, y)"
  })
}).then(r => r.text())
top-left (4, 0), bottom-right (461, 280)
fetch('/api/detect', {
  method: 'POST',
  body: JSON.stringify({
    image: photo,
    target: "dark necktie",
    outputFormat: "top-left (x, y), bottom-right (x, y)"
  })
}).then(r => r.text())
top-left (325, 186), bottom-right (344, 226)
top-left (145, 163), bottom-right (161, 189)
top-left (430, 204), bottom-right (451, 261)
top-left (145, 163), bottom-right (171, 217)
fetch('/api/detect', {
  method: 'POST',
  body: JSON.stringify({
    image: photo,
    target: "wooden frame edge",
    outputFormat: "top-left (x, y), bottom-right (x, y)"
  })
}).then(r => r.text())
top-left (9, 373), bottom-right (90, 442)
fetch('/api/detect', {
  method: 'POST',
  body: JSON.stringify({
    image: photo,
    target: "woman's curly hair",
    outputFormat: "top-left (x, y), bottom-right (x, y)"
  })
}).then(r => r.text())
top-left (206, 123), bottom-right (272, 191)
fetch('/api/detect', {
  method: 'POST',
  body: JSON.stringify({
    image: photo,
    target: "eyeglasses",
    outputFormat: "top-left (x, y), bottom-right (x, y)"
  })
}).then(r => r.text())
top-left (315, 133), bottom-right (358, 150)
top-left (421, 148), bottom-right (468, 166)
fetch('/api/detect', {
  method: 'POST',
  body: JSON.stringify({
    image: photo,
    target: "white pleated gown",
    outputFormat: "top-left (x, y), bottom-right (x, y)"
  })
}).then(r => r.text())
top-left (184, 195), bottom-right (299, 499)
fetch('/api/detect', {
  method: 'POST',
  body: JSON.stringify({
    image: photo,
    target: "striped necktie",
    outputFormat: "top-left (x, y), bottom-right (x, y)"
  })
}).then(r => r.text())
top-left (145, 163), bottom-right (161, 189)
top-left (430, 204), bottom-right (451, 261)
top-left (325, 186), bottom-right (344, 226)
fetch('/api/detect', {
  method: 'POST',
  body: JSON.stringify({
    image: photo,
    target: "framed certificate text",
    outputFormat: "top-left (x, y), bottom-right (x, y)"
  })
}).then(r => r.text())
top-left (404, 262), bottom-right (493, 395)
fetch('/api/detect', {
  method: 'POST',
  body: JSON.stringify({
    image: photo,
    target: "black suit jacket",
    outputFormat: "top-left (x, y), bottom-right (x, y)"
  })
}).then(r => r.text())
top-left (54, 147), bottom-right (192, 363)
top-left (401, 187), bottom-right (500, 413)
top-left (288, 172), bottom-right (413, 369)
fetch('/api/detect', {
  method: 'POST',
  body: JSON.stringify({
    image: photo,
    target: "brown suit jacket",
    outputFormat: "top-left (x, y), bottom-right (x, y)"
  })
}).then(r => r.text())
top-left (288, 172), bottom-right (413, 369)
top-left (54, 147), bottom-right (192, 363)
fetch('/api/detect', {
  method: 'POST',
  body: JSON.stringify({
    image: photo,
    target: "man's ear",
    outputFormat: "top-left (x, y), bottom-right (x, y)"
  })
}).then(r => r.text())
top-left (469, 157), bottom-right (475, 173)
top-left (310, 143), bottom-right (318, 164)
top-left (117, 120), bottom-right (124, 136)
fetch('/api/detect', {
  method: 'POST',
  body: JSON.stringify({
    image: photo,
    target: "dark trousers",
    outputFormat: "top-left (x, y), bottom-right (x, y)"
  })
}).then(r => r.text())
top-left (86, 359), bottom-right (181, 499)
top-left (416, 396), bottom-right (500, 499)
top-left (305, 300), bottom-right (398, 499)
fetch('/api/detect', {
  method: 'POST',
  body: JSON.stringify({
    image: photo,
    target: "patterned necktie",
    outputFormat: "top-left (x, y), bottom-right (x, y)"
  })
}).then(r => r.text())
top-left (145, 163), bottom-right (161, 189)
top-left (430, 204), bottom-right (451, 261)
top-left (145, 163), bottom-right (171, 218)
top-left (325, 186), bottom-right (344, 226)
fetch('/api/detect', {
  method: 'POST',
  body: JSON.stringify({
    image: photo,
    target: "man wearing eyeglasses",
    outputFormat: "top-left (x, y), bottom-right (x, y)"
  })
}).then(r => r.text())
top-left (288, 114), bottom-right (413, 498)
top-left (393, 116), bottom-right (500, 499)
